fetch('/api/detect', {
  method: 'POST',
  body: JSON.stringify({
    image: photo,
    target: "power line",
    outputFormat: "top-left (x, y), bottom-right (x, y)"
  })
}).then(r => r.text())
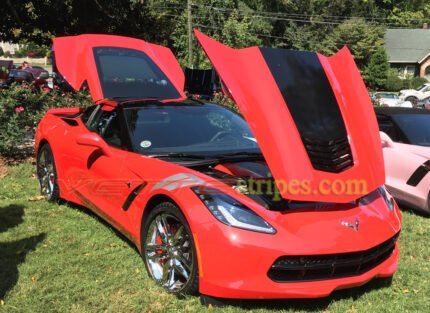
top-left (194, 23), bottom-right (290, 41)
top-left (193, 24), bottom-right (424, 48)
top-left (190, 3), bottom-right (428, 28)
top-left (148, 4), bottom-right (426, 28)
top-left (191, 3), bottom-right (428, 24)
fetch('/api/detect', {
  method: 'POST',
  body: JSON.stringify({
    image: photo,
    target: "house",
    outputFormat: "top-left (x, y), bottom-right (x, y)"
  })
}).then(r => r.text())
top-left (0, 42), bottom-right (20, 55)
top-left (385, 27), bottom-right (430, 79)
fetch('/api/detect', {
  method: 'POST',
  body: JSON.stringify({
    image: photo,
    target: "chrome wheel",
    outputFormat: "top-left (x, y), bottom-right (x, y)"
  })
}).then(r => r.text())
top-left (144, 213), bottom-right (194, 292)
top-left (37, 146), bottom-right (56, 199)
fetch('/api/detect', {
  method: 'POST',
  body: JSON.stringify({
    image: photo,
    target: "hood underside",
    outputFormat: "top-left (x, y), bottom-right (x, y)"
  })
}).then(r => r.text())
top-left (194, 29), bottom-right (385, 203)
top-left (53, 34), bottom-right (186, 101)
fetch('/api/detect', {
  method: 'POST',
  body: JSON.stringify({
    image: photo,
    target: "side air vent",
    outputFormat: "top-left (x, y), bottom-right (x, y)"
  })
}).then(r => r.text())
top-left (303, 137), bottom-right (353, 173)
top-left (61, 118), bottom-right (79, 126)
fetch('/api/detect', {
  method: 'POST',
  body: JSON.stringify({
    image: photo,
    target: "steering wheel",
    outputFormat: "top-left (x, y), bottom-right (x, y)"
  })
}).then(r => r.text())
top-left (209, 130), bottom-right (237, 142)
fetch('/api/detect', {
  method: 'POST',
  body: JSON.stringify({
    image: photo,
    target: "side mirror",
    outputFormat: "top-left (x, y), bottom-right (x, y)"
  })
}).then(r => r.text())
top-left (380, 131), bottom-right (394, 148)
top-left (76, 133), bottom-right (112, 157)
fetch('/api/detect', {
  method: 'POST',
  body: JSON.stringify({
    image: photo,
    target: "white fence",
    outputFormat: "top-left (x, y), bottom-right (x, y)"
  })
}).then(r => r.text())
top-left (1, 56), bottom-right (49, 66)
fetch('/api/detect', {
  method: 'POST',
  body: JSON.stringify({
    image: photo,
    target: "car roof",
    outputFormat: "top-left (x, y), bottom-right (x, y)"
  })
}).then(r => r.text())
top-left (375, 107), bottom-right (430, 116)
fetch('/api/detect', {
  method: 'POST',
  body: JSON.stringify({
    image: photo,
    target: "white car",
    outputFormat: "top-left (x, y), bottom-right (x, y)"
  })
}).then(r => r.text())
top-left (373, 92), bottom-right (412, 107)
top-left (399, 83), bottom-right (430, 103)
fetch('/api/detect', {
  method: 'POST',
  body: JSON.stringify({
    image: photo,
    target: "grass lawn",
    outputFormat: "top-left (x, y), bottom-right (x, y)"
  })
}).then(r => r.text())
top-left (0, 161), bottom-right (429, 312)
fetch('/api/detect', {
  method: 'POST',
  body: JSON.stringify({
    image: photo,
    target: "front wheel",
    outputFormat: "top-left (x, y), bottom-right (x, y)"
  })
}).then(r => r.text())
top-left (36, 143), bottom-right (60, 202)
top-left (141, 202), bottom-right (199, 295)
top-left (405, 96), bottom-right (418, 105)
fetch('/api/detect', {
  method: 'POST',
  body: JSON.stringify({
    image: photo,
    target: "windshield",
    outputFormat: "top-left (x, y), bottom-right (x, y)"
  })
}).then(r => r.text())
top-left (124, 103), bottom-right (260, 156)
top-left (392, 114), bottom-right (430, 146)
top-left (377, 93), bottom-right (398, 99)
top-left (93, 47), bottom-right (181, 100)
top-left (416, 84), bottom-right (428, 91)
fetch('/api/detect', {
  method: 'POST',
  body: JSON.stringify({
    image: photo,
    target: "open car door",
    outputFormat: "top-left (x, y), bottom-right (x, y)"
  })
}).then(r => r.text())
top-left (194, 29), bottom-right (385, 203)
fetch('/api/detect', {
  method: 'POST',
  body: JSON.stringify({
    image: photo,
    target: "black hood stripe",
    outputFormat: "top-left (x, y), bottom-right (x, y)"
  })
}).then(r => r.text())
top-left (259, 48), bottom-right (353, 173)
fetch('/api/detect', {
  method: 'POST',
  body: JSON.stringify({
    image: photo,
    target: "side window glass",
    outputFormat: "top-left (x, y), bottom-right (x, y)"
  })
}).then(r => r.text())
top-left (376, 115), bottom-right (399, 142)
top-left (91, 108), bottom-right (123, 148)
top-left (81, 105), bottom-right (97, 124)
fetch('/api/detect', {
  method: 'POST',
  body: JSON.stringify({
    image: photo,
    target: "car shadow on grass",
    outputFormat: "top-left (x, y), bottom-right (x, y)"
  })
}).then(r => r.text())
top-left (201, 277), bottom-right (393, 310)
top-left (65, 201), bottom-right (140, 254)
top-left (398, 203), bottom-right (429, 218)
top-left (0, 204), bottom-right (46, 299)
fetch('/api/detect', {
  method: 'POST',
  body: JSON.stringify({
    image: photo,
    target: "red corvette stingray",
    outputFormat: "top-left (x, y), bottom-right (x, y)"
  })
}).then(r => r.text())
top-left (35, 31), bottom-right (401, 299)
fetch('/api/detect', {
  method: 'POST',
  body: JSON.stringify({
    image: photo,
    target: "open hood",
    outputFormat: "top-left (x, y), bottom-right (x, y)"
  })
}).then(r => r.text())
top-left (53, 34), bottom-right (186, 101)
top-left (194, 29), bottom-right (385, 203)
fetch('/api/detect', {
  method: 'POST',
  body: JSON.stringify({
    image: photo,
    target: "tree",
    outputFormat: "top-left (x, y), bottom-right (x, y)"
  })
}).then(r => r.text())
top-left (0, 47), bottom-right (3, 56)
top-left (0, 0), bottom-right (156, 44)
top-left (168, 0), bottom-right (272, 68)
top-left (363, 47), bottom-right (389, 89)
top-left (318, 18), bottom-right (385, 69)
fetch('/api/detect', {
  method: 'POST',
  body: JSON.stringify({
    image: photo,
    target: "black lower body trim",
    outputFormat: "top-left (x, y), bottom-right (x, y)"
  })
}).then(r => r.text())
top-left (268, 233), bottom-right (399, 282)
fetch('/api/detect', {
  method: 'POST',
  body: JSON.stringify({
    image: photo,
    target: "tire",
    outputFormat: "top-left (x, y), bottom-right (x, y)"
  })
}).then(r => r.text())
top-left (405, 96), bottom-right (418, 105)
top-left (36, 143), bottom-right (60, 202)
top-left (141, 202), bottom-right (199, 295)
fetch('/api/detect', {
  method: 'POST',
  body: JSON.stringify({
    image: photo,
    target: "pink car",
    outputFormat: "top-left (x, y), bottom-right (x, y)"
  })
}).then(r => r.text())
top-left (376, 107), bottom-right (430, 215)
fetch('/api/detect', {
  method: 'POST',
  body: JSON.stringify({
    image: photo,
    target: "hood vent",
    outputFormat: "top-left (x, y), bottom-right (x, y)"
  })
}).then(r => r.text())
top-left (303, 137), bottom-right (353, 173)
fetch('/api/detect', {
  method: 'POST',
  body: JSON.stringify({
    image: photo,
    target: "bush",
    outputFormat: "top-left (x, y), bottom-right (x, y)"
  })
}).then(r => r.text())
top-left (385, 75), bottom-right (404, 91)
top-left (410, 76), bottom-right (428, 89)
top-left (384, 70), bottom-right (428, 92)
top-left (0, 47), bottom-right (3, 56)
top-left (0, 84), bottom-right (92, 156)
top-left (210, 92), bottom-right (239, 113)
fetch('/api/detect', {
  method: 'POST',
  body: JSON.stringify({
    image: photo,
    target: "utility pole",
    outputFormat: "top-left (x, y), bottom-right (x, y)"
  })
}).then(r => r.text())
top-left (187, 0), bottom-right (193, 69)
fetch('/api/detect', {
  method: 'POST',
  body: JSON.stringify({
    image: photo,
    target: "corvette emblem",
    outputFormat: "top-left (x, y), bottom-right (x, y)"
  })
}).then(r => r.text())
top-left (340, 218), bottom-right (360, 231)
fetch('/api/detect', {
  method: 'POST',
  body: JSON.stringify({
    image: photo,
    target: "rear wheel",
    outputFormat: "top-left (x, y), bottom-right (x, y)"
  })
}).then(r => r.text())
top-left (36, 144), bottom-right (60, 202)
top-left (141, 202), bottom-right (199, 295)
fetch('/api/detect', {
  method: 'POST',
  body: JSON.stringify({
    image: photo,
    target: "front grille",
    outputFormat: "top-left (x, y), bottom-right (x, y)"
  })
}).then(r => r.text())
top-left (268, 233), bottom-right (399, 282)
top-left (302, 137), bottom-right (353, 173)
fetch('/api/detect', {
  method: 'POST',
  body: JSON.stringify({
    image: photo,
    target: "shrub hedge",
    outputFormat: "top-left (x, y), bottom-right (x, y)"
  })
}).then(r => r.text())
top-left (0, 84), bottom-right (92, 156)
top-left (385, 75), bottom-right (428, 92)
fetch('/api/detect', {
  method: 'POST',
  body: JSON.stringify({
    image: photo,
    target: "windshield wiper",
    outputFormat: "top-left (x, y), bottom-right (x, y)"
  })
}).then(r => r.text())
top-left (147, 153), bottom-right (209, 160)
top-left (215, 151), bottom-right (264, 158)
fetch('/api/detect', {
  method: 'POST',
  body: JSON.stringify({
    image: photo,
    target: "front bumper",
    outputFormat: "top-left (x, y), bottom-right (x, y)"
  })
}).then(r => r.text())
top-left (197, 227), bottom-right (399, 299)
top-left (184, 185), bottom-right (401, 299)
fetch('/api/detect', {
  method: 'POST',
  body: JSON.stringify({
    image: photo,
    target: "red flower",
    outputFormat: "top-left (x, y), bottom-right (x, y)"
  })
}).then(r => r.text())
top-left (14, 106), bottom-right (24, 113)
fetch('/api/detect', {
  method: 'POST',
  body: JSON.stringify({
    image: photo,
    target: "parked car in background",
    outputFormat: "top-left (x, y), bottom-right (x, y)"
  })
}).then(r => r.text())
top-left (399, 83), bottom-right (430, 104)
top-left (375, 107), bottom-right (430, 215)
top-left (373, 92), bottom-right (412, 107)
top-left (6, 69), bottom-right (33, 84)
top-left (415, 95), bottom-right (430, 109)
top-left (6, 67), bottom-right (49, 88)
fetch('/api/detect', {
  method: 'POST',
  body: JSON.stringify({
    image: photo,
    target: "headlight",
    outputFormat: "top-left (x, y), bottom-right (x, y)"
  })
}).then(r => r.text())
top-left (377, 185), bottom-right (395, 211)
top-left (192, 187), bottom-right (276, 234)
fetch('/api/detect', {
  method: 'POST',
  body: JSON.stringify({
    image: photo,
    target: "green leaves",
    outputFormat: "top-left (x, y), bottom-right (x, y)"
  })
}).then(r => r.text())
top-left (0, 84), bottom-right (92, 156)
top-left (363, 47), bottom-right (390, 89)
